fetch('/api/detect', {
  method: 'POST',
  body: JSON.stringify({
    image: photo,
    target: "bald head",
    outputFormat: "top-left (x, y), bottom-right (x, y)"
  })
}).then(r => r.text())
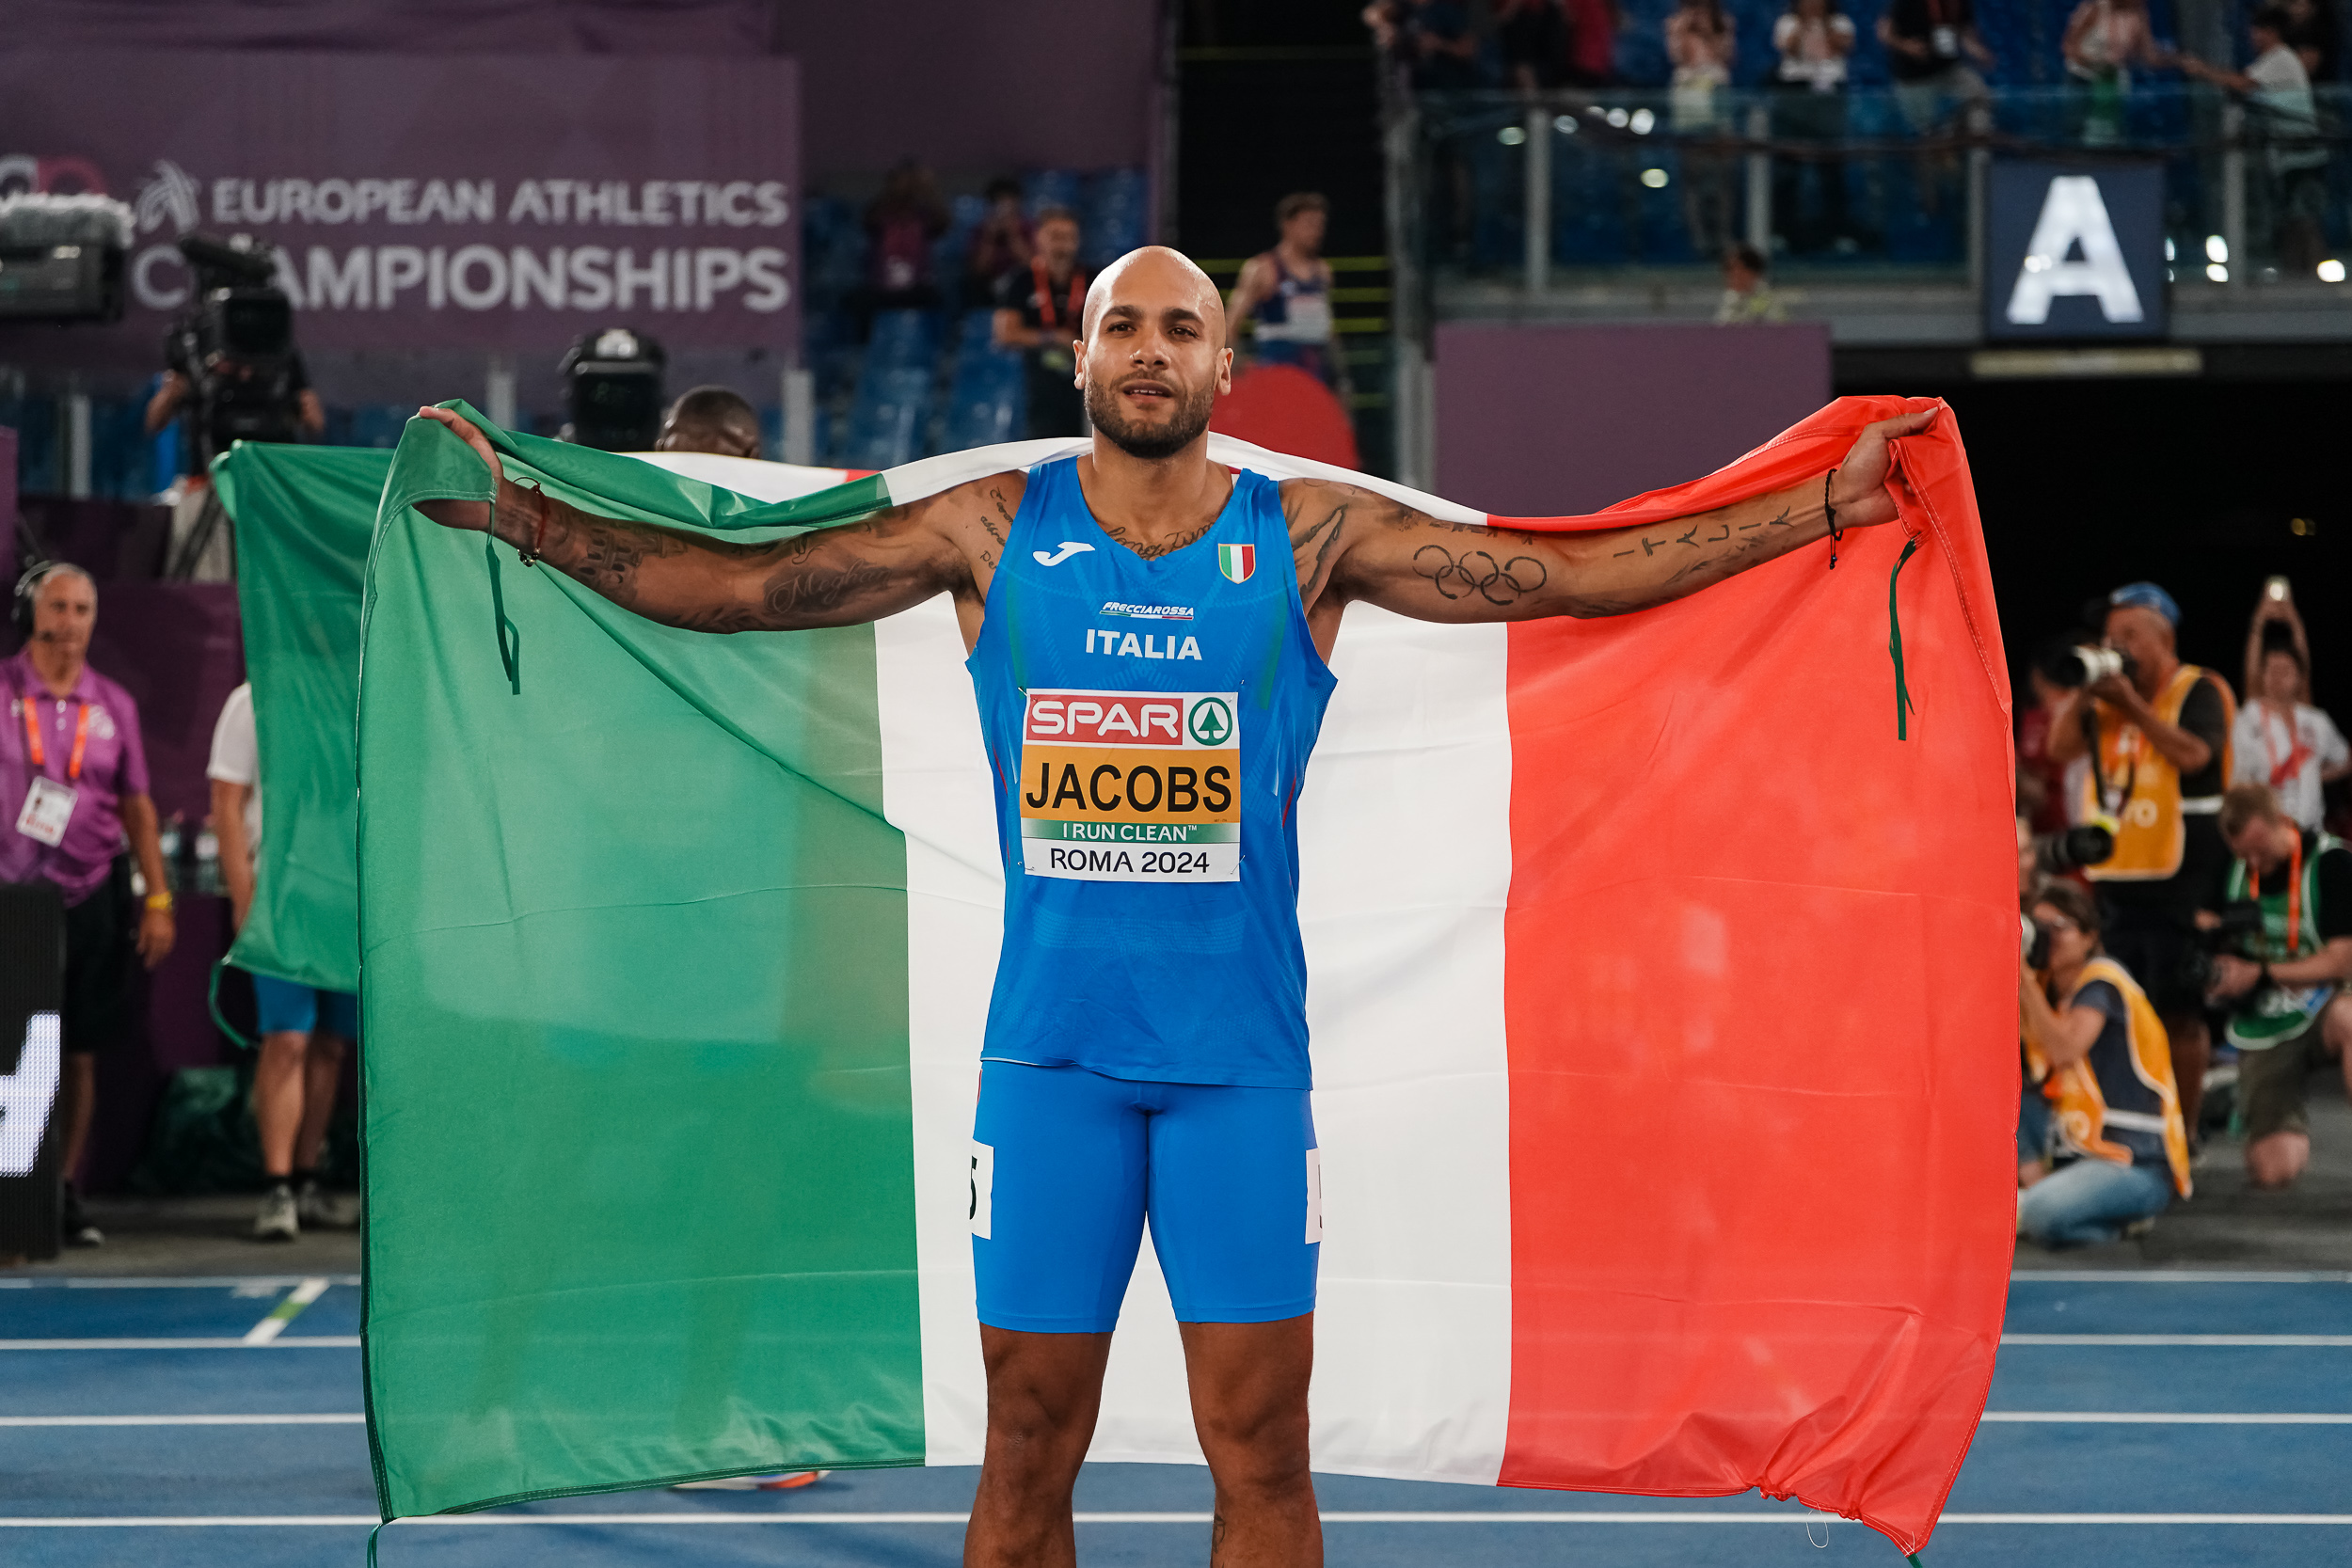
top-left (1082, 246), bottom-right (1228, 348)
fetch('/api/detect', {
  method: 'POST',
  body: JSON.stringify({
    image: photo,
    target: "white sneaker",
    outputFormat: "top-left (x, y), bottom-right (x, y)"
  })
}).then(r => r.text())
top-left (253, 1183), bottom-right (299, 1243)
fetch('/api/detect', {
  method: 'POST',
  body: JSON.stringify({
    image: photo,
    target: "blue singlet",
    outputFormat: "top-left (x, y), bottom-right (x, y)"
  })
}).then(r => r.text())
top-left (967, 456), bottom-right (1336, 1089)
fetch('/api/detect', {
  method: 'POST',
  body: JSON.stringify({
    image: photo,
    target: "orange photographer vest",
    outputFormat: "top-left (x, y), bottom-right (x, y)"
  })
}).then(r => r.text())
top-left (2080, 665), bottom-right (2235, 881)
top-left (2029, 958), bottom-right (2192, 1196)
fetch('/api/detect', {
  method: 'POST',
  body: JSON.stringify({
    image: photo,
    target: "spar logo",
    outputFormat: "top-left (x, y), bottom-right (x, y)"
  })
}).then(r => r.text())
top-left (1186, 697), bottom-right (1233, 747)
top-left (1217, 543), bottom-right (1256, 583)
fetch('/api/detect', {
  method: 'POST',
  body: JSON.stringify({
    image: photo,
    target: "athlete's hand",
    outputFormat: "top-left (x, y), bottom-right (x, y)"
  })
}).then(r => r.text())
top-left (410, 404), bottom-right (504, 532)
top-left (1826, 407), bottom-right (1937, 531)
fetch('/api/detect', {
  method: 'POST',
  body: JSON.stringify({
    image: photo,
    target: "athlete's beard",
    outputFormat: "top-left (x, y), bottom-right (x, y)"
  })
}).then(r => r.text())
top-left (1086, 373), bottom-right (1216, 461)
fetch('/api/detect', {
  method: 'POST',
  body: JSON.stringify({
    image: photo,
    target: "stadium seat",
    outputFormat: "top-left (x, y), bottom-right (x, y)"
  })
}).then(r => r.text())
top-left (1082, 168), bottom-right (1150, 268)
top-left (866, 309), bottom-right (940, 372)
top-left (1024, 169), bottom-right (1084, 222)
top-left (841, 364), bottom-right (934, 471)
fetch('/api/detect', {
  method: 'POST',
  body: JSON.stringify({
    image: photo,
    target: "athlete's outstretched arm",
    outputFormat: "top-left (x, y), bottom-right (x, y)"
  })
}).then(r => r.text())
top-left (408, 405), bottom-right (1007, 634)
top-left (1287, 408), bottom-right (1935, 624)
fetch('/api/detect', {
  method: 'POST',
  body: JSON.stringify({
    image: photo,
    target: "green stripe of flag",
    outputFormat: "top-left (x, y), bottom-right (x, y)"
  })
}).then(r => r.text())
top-left (358, 412), bottom-right (922, 1520)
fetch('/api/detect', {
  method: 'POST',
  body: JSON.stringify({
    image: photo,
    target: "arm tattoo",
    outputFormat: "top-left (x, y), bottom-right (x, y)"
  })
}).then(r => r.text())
top-left (1412, 544), bottom-right (1548, 605)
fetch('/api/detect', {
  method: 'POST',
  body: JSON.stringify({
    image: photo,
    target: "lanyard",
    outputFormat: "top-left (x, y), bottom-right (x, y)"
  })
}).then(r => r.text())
top-left (2261, 703), bottom-right (2314, 790)
top-left (2249, 832), bottom-right (2304, 958)
top-left (22, 693), bottom-right (91, 784)
top-left (1030, 260), bottom-right (1084, 330)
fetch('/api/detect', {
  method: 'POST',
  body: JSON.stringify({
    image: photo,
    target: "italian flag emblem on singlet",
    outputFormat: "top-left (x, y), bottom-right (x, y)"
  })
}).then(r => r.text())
top-left (1217, 543), bottom-right (1256, 583)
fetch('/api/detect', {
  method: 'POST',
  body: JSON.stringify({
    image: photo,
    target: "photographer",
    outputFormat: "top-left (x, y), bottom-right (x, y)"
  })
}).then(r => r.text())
top-left (2045, 583), bottom-right (2236, 1132)
top-left (2018, 881), bottom-right (2192, 1245)
top-left (2208, 783), bottom-right (2352, 1190)
top-left (142, 234), bottom-right (322, 581)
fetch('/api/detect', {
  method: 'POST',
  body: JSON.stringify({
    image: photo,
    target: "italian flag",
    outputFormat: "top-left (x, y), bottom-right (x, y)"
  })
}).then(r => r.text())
top-left (358, 400), bottom-right (2013, 1555)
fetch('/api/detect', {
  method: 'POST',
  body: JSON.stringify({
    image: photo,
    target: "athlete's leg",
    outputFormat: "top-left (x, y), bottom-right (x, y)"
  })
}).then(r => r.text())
top-left (1150, 1082), bottom-right (1322, 1565)
top-left (965, 1326), bottom-right (1112, 1568)
top-left (966, 1063), bottom-right (1149, 1568)
top-left (1179, 1316), bottom-right (1320, 1567)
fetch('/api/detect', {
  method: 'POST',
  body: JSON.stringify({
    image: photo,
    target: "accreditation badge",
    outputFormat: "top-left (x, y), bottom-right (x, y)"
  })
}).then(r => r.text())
top-left (16, 775), bottom-right (78, 847)
top-left (1017, 689), bottom-right (1240, 882)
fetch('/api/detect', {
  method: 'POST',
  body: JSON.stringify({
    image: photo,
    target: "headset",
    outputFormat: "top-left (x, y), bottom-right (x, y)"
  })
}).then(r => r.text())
top-left (12, 560), bottom-right (73, 641)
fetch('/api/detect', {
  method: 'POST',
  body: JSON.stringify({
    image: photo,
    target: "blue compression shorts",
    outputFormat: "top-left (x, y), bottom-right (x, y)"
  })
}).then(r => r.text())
top-left (971, 1060), bottom-right (1320, 1333)
top-left (250, 974), bottom-right (358, 1040)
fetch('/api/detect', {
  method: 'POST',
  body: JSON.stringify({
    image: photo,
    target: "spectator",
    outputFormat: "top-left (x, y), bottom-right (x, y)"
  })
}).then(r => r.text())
top-left (208, 683), bottom-right (355, 1242)
top-left (0, 564), bottom-right (175, 1246)
top-left (993, 207), bottom-right (1091, 440)
top-left (1562, 0), bottom-right (1623, 87)
top-left (964, 178), bottom-right (1033, 310)
top-left (2280, 0), bottom-right (2339, 79)
top-left (2175, 8), bottom-right (2331, 277)
top-left (1771, 0), bottom-right (1856, 255)
top-left (2061, 0), bottom-right (2164, 145)
top-left (1496, 0), bottom-right (1572, 91)
top-left (2209, 782), bottom-right (2352, 1190)
top-left (1389, 0), bottom-right (1483, 92)
top-left (2017, 816), bottom-right (2056, 1192)
top-left (1229, 193), bottom-right (1342, 391)
top-left (2233, 631), bottom-right (2347, 832)
top-left (1714, 243), bottom-right (1788, 323)
top-left (2044, 583), bottom-right (2236, 1137)
top-left (2017, 880), bottom-right (2191, 1246)
top-left (1878, 0), bottom-right (1994, 215)
top-left (654, 386), bottom-right (762, 460)
top-left (1665, 0), bottom-right (1739, 259)
top-left (862, 159), bottom-right (949, 320)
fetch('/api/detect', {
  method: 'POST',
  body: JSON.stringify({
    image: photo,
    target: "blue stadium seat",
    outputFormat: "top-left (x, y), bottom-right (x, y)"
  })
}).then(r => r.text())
top-left (1024, 169), bottom-right (1085, 221)
top-left (866, 309), bottom-right (940, 372)
top-left (940, 348), bottom-right (1024, 452)
top-left (841, 365), bottom-right (934, 471)
top-left (1082, 168), bottom-right (1150, 267)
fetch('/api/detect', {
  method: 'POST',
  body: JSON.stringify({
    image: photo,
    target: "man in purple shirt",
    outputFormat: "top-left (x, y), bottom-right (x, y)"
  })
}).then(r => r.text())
top-left (2, 564), bottom-right (175, 1244)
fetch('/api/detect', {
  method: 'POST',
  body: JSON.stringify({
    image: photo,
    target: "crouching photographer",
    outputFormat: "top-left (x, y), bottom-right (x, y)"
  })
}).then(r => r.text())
top-left (2045, 583), bottom-right (2236, 1135)
top-left (2207, 783), bottom-right (2352, 1190)
top-left (2018, 883), bottom-right (2193, 1245)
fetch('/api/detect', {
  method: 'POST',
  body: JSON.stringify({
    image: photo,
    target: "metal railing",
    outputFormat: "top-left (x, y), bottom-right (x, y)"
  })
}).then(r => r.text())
top-left (1392, 83), bottom-right (2352, 290)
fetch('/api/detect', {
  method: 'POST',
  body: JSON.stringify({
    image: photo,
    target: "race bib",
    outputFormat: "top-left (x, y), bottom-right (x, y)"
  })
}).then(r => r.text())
top-left (1018, 688), bottom-right (1239, 882)
top-left (15, 776), bottom-right (76, 847)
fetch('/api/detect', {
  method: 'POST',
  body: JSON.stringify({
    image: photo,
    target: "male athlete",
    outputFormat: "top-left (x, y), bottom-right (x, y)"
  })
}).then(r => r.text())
top-left (416, 245), bottom-right (1931, 1568)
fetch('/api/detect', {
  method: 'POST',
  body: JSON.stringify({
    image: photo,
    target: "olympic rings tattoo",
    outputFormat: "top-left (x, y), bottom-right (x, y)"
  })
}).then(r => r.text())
top-left (1411, 545), bottom-right (1548, 606)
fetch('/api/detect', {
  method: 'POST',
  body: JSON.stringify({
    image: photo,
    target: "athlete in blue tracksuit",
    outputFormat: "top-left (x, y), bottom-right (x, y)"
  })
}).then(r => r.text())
top-left (417, 249), bottom-right (1930, 1568)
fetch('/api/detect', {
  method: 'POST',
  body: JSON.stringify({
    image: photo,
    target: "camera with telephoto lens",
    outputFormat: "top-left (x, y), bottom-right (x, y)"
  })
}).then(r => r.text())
top-left (167, 232), bottom-right (306, 465)
top-left (2032, 823), bottom-right (2116, 876)
top-left (2022, 911), bottom-right (2051, 970)
top-left (2176, 900), bottom-right (2269, 997)
top-left (2040, 643), bottom-right (2137, 689)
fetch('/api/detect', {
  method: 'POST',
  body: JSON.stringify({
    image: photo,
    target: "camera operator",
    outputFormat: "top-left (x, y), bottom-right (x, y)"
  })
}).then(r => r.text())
top-left (2207, 782), bottom-right (2352, 1190)
top-left (142, 235), bottom-right (323, 581)
top-left (2018, 880), bottom-right (2192, 1246)
top-left (2045, 582), bottom-right (2237, 1133)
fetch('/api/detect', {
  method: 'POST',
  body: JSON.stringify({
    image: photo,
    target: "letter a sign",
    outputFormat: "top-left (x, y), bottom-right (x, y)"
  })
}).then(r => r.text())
top-left (1985, 162), bottom-right (2166, 341)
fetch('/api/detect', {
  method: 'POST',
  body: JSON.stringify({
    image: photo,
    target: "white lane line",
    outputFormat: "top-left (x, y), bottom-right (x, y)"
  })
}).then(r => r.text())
top-left (2002, 1334), bottom-right (2352, 1346)
top-left (3, 1512), bottom-right (2350, 1528)
top-left (243, 1278), bottom-right (331, 1345)
top-left (0, 1338), bottom-right (359, 1350)
top-left (1980, 1412), bottom-right (2352, 1424)
top-left (0, 1416), bottom-right (365, 1427)
top-left (0, 1276), bottom-right (362, 1290)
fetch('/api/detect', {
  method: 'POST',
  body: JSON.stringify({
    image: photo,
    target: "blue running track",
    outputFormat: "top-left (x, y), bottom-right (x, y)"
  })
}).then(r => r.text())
top-left (5, 1272), bottom-right (2349, 1566)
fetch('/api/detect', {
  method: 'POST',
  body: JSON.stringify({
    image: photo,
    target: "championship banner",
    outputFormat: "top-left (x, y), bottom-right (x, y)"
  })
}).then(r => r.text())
top-left (342, 403), bottom-right (2013, 1555)
top-left (0, 50), bottom-right (800, 372)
